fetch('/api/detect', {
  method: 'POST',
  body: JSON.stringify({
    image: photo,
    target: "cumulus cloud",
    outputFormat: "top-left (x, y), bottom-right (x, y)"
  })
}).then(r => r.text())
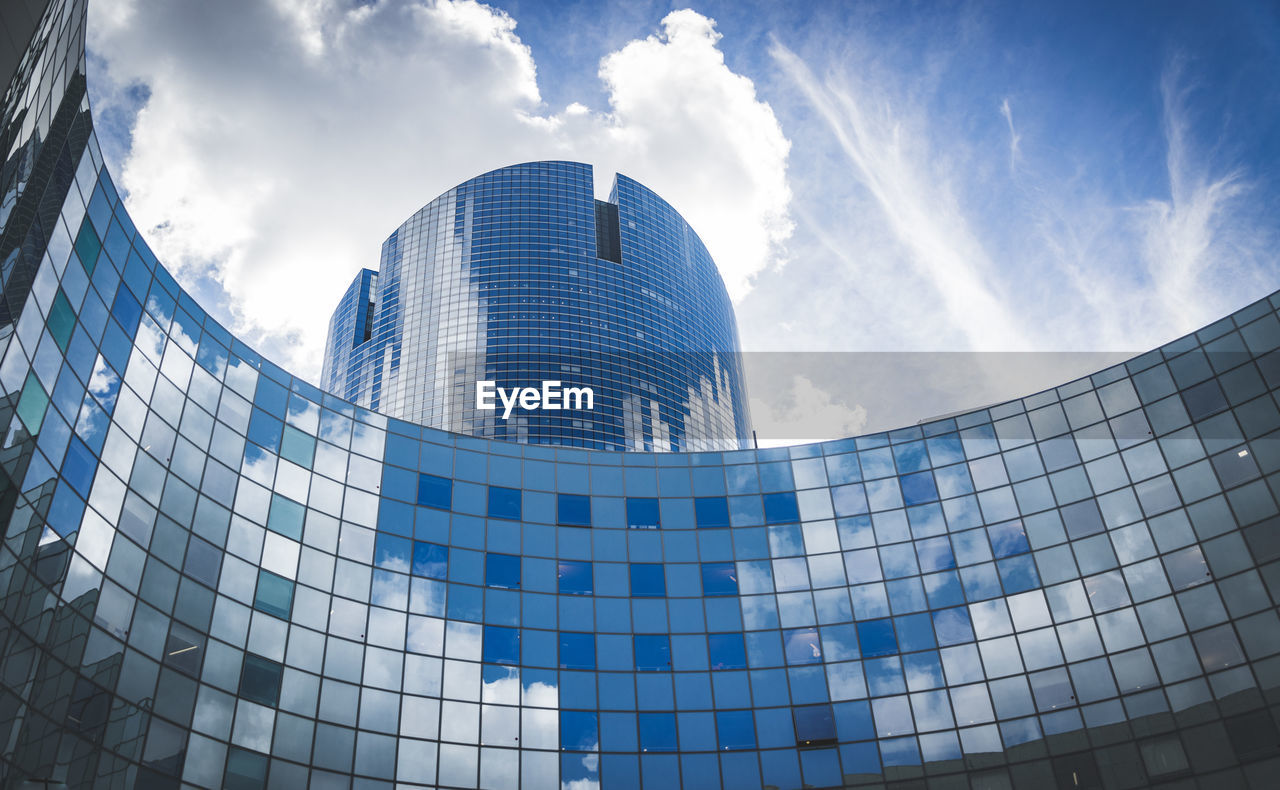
top-left (587, 9), bottom-right (793, 298)
top-left (748, 370), bottom-right (868, 447)
top-left (87, 1), bottom-right (792, 379)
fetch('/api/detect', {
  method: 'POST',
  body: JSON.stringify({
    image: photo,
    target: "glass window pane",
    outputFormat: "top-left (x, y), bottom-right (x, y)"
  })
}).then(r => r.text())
top-left (485, 553), bottom-right (521, 589)
top-left (626, 497), bottom-right (661, 529)
top-left (254, 570), bottom-right (294, 619)
top-left (487, 486), bottom-right (522, 520)
top-left (701, 562), bottom-right (738, 596)
top-left (559, 633), bottom-right (596, 670)
top-left (558, 494), bottom-right (591, 527)
top-left (630, 564), bottom-right (665, 597)
top-left (239, 653), bottom-right (283, 706)
top-left (418, 474), bottom-right (452, 509)
top-left (695, 496), bottom-right (730, 528)
top-left (412, 542), bottom-right (449, 579)
top-left (558, 560), bottom-right (593, 595)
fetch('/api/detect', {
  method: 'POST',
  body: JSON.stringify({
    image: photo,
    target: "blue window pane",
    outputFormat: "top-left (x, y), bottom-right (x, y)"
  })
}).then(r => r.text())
top-left (558, 493), bottom-right (592, 526)
top-left (834, 700), bottom-right (875, 741)
top-left (923, 571), bottom-right (965, 608)
top-left (915, 537), bottom-right (955, 572)
top-left (253, 377), bottom-right (288, 415)
top-left (486, 553), bottom-right (521, 589)
top-left (110, 287), bottom-right (141, 332)
top-left (378, 499), bottom-right (413, 537)
top-left (931, 607), bottom-right (974, 645)
top-left (856, 620), bottom-right (897, 658)
top-left (762, 492), bottom-right (800, 524)
top-left (694, 496), bottom-right (730, 528)
top-left (560, 633), bottom-right (596, 670)
top-left (759, 462), bottom-right (794, 491)
top-left (893, 441), bottom-right (930, 473)
top-left (716, 710), bottom-right (756, 750)
top-left (998, 555), bottom-right (1041, 593)
top-left (793, 704), bottom-right (837, 747)
top-left (836, 744), bottom-right (879, 783)
top-left (412, 541), bottom-right (449, 579)
top-left (708, 633), bottom-right (747, 670)
top-left (639, 713), bottom-right (677, 752)
top-left (246, 408), bottom-right (282, 453)
top-left (626, 497), bottom-right (661, 529)
top-left (784, 628), bottom-right (822, 665)
top-left (562, 753), bottom-right (599, 788)
top-left (867, 658), bottom-right (908, 696)
top-left (561, 711), bottom-right (599, 751)
top-left (900, 471), bottom-right (939, 505)
top-left (487, 485), bottom-right (522, 520)
top-left (832, 484), bottom-right (869, 517)
top-left (630, 564), bottom-right (666, 597)
top-left (819, 624), bottom-right (858, 660)
top-left (800, 747), bottom-right (842, 787)
top-left (374, 533), bottom-right (411, 572)
top-left (988, 519), bottom-right (1031, 558)
top-left (893, 613), bottom-right (936, 652)
top-left (902, 653), bottom-right (945, 690)
top-left (418, 473), bottom-right (452, 509)
top-left (558, 560), bottom-right (593, 595)
top-left (635, 635), bottom-right (672, 671)
top-left (483, 625), bottom-right (520, 665)
top-left (61, 438), bottom-right (95, 497)
top-left (881, 735), bottom-right (922, 767)
top-left (961, 563), bottom-right (1003, 600)
top-left (701, 562), bottom-right (738, 596)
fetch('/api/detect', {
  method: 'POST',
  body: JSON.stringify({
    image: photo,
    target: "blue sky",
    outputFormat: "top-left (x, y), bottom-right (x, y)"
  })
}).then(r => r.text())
top-left (85, 0), bottom-right (1280, 436)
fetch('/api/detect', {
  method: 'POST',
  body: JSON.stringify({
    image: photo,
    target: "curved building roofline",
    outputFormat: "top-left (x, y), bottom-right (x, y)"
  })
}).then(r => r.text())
top-left (5, 2), bottom-right (1280, 788)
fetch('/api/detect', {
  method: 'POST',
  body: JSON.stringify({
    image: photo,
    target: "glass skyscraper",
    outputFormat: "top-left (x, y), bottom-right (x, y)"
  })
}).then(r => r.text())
top-left (4, 2), bottom-right (1280, 788)
top-left (321, 162), bottom-right (752, 453)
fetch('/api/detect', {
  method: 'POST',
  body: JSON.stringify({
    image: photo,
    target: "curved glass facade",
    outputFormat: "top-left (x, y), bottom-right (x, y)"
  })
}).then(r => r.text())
top-left (320, 161), bottom-right (752, 453)
top-left (4, 2), bottom-right (1280, 789)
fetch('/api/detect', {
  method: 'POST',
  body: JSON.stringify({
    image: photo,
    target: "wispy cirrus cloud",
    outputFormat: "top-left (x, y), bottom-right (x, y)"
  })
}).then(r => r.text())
top-left (1134, 55), bottom-right (1267, 335)
top-left (754, 39), bottom-right (1273, 353)
top-left (768, 39), bottom-right (1032, 352)
top-left (734, 29), bottom-right (1277, 434)
top-left (999, 97), bottom-right (1020, 173)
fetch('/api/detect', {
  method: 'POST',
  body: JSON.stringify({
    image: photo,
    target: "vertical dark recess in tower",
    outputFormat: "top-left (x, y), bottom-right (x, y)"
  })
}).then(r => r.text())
top-left (594, 199), bottom-right (621, 264)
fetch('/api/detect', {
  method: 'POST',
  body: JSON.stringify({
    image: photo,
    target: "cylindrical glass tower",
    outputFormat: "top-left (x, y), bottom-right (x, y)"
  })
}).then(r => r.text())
top-left (321, 162), bottom-right (752, 452)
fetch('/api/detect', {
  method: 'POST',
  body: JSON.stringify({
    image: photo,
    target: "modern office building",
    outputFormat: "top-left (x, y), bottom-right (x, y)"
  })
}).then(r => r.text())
top-left (321, 161), bottom-right (752, 453)
top-left (5, 1), bottom-right (1280, 788)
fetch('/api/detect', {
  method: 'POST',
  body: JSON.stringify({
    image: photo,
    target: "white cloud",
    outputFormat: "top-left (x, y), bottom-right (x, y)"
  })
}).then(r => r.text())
top-left (86, 1), bottom-right (792, 380)
top-left (1133, 56), bottom-right (1268, 337)
top-left (748, 372), bottom-right (868, 447)
top-left (999, 97), bottom-right (1020, 172)
top-left (588, 9), bottom-right (793, 298)
top-left (769, 40), bottom-right (1032, 353)
top-left (732, 34), bottom-right (1278, 431)
top-left (749, 35), bottom-right (1275, 367)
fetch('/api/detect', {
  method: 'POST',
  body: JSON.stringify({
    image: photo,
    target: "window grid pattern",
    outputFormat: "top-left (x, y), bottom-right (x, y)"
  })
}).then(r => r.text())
top-left (4, 3), bottom-right (1280, 789)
